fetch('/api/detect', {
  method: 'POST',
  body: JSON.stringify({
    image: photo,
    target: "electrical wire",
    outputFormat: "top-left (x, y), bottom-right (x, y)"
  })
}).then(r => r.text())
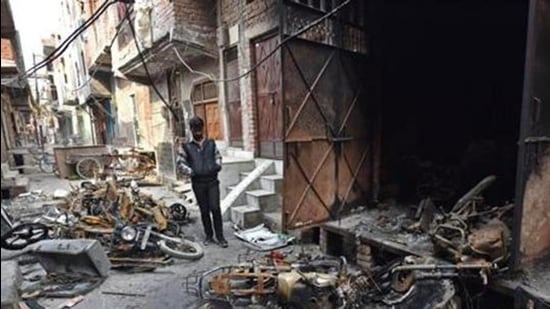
top-left (27, 1), bottom-right (115, 78)
top-left (172, 0), bottom-right (352, 84)
top-left (70, 8), bottom-right (127, 93)
top-left (124, 3), bottom-right (177, 120)
top-left (7, 0), bottom-right (115, 85)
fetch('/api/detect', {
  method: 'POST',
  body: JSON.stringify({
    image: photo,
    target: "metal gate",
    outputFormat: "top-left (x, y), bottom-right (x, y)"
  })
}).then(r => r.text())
top-left (283, 39), bottom-right (371, 230)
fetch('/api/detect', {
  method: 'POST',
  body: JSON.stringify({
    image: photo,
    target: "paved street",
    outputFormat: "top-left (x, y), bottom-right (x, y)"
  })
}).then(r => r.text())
top-left (2, 174), bottom-right (273, 309)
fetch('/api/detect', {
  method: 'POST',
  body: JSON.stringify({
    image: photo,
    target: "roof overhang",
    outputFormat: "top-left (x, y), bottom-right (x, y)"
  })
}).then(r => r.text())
top-left (118, 35), bottom-right (217, 83)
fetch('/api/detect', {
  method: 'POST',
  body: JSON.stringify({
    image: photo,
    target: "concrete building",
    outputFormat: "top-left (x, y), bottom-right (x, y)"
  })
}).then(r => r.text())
top-left (41, 36), bottom-right (72, 144)
top-left (50, 0), bottom-right (95, 145)
top-left (114, 0), bottom-right (219, 181)
top-left (1, 0), bottom-right (31, 164)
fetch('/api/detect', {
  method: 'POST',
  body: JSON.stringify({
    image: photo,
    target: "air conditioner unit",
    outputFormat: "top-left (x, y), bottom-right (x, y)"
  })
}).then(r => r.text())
top-left (217, 26), bottom-right (229, 48)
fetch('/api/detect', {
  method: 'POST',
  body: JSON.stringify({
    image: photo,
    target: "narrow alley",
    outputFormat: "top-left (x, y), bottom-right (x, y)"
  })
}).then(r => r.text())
top-left (1, 0), bottom-right (549, 308)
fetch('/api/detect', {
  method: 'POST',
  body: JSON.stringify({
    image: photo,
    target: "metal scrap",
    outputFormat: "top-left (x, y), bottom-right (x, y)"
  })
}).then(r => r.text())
top-left (2, 177), bottom-right (202, 272)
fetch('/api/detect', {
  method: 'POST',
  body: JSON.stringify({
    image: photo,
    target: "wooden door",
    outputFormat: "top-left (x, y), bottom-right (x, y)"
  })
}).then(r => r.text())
top-left (225, 48), bottom-right (243, 146)
top-left (205, 102), bottom-right (223, 140)
top-left (254, 35), bottom-right (283, 158)
top-left (192, 81), bottom-right (223, 140)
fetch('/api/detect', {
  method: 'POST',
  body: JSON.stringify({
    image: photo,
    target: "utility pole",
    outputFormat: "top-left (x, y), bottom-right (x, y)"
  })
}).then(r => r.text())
top-left (33, 53), bottom-right (44, 152)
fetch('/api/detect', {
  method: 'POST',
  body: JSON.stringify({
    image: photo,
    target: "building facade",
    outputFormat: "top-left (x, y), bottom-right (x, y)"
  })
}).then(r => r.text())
top-left (1, 0), bottom-right (31, 164)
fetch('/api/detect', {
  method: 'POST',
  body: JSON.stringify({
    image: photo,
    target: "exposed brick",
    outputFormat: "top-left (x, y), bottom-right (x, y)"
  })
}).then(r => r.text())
top-left (0, 38), bottom-right (15, 61)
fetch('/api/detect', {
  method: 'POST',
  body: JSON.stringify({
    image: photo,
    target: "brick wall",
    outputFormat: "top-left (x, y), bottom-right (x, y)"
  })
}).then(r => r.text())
top-left (114, 77), bottom-right (178, 178)
top-left (173, 0), bottom-right (217, 53)
top-left (220, 0), bottom-right (240, 25)
top-left (219, 0), bottom-right (279, 153)
top-left (320, 228), bottom-right (357, 263)
top-left (83, 2), bottom-right (119, 67)
top-left (114, 78), bottom-right (151, 148)
top-left (116, 0), bottom-right (216, 71)
top-left (0, 38), bottom-right (15, 61)
top-left (151, 0), bottom-right (174, 43)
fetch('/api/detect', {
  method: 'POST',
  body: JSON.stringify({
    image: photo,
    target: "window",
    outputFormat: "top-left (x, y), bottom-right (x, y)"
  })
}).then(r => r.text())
top-left (75, 62), bottom-right (81, 86)
top-left (80, 51), bottom-right (86, 73)
top-left (51, 85), bottom-right (58, 101)
top-left (191, 81), bottom-right (218, 104)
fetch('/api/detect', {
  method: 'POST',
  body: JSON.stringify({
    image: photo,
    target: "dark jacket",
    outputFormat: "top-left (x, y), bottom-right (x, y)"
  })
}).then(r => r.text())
top-left (177, 139), bottom-right (222, 183)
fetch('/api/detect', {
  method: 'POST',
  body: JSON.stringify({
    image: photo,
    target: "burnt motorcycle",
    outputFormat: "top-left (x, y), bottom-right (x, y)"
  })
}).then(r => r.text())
top-left (111, 223), bottom-right (203, 260)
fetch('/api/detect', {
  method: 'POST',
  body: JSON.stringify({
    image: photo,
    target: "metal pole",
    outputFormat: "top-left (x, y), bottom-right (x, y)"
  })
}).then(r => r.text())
top-left (32, 53), bottom-right (43, 150)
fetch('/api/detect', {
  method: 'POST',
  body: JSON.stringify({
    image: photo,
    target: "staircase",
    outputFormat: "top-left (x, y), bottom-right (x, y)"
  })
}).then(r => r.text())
top-left (223, 159), bottom-right (283, 232)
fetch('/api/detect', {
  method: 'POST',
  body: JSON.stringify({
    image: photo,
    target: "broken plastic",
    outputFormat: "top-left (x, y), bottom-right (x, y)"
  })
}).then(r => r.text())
top-left (234, 224), bottom-right (295, 251)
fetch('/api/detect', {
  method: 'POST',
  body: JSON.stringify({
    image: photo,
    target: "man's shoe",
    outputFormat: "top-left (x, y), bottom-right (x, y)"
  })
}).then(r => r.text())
top-left (218, 239), bottom-right (228, 248)
top-left (203, 238), bottom-right (214, 246)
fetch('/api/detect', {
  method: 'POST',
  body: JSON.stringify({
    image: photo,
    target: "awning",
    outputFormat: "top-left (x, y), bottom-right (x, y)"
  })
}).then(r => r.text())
top-left (90, 78), bottom-right (111, 99)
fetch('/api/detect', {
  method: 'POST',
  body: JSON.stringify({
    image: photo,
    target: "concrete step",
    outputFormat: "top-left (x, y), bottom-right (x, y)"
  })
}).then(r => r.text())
top-left (262, 211), bottom-right (283, 233)
top-left (225, 185), bottom-right (248, 206)
top-left (219, 159), bottom-right (256, 200)
top-left (260, 174), bottom-right (283, 193)
top-left (224, 148), bottom-right (254, 160)
top-left (230, 205), bottom-right (262, 229)
top-left (246, 189), bottom-right (279, 212)
top-left (237, 172), bottom-right (261, 190)
top-left (239, 162), bottom-right (275, 181)
top-left (1, 163), bottom-right (19, 179)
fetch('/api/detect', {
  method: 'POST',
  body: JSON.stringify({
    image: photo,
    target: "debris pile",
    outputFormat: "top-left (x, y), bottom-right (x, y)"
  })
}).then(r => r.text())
top-left (2, 178), bottom-right (204, 272)
top-left (191, 175), bottom-right (517, 308)
top-left (189, 251), bottom-right (356, 308)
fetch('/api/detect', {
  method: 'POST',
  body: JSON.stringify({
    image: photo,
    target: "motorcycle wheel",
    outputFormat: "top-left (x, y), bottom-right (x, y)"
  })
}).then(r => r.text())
top-left (159, 237), bottom-right (203, 260)
top-left (1, 223), bottom-right (49, 250)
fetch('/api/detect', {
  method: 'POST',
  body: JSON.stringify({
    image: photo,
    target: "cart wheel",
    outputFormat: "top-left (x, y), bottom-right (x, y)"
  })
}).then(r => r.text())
top-left (76, 158), bottom-right (102, 179)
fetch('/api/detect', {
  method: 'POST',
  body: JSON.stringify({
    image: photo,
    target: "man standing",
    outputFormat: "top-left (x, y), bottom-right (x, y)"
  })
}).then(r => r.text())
top-left (176, 117), bottom-right (228, 248)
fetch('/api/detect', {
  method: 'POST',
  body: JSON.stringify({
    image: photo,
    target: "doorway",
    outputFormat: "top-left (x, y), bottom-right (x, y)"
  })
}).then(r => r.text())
top-left (254, 35), bottom-right (283, 159)
top-left (192, 81), bottom-right (223, 140)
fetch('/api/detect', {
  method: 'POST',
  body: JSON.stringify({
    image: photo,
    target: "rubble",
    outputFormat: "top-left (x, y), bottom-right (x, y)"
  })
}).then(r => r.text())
top-left (199, 175), bottom-right (519, 308)
top-left (1, 260), bottom-right (23, 309)
top-left (1, 177), bottom-right (204, 272)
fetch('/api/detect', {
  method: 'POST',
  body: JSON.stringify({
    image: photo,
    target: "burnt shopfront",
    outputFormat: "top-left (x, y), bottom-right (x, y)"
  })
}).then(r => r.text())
top-left (277, 0), bottom-right (549, 305)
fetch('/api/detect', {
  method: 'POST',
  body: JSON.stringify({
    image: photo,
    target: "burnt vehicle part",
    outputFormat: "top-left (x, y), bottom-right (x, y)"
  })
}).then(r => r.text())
top-left (390, 256), bottom-right (496, 287)
top-left (1, 223), bottom-right (49, 250)
top-left (430, 176), bottom-right (513, 265)
top-left (190, 254), bottom-right (462, 309)
top-left (169, 203), bottom-right (188, 222)
top-left (189, 257), bottom-right (350, 308)
top-left (111, 223), bottom-right (203, 260)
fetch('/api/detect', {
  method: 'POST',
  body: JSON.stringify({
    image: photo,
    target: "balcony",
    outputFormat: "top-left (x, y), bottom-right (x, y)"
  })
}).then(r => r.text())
top-left (115, 0), bottom-right (217, 82)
